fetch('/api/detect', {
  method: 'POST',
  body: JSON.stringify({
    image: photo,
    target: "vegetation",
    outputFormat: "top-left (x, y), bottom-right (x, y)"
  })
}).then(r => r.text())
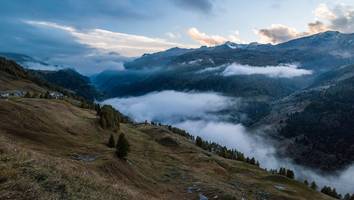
top-left (99, 105), bottom-right (120, 131)
top-left (107, 134), bottom-right (115, 148)
top-left (321, 186), bottom-right (341, 199)
top-left (280, 79), bottom-right (354, 171)
top-left (116, 133), bottom-right (129, 159)
top-left (31, 68), bottom-right (101, 101)
top-left (343, 193), bottom-right (354, 200)
top-left (268, 167), bottom-right (295, 179)
top-left (194, 136), bottom-right (259, 167)
top-left (311, 181), bottom-right (318, 190)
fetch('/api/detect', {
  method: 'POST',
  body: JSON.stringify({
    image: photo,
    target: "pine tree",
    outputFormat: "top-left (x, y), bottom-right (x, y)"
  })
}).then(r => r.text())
top-left (304, 180), bottom-right (309, 186)
top-left (95, 104), bottom-right (101, 116)
top-left (116, 133), bottom-right (129, 159)
top-left (250, 157), bottom-right (256, 165)
top-left (108, 134), bottom-right (115, 148)
top-left (24, 92), bottom-right (32, 98)
top-left (44, 91), bottom-right (50, 99)
top-left (99, 105), bottom-right (120, 130)
top-left (310, 181), bottom-right (318, 190)
top-left (344, 193), bottom-right (351, 200)
top-left (195, 136), bottom-right (203, 148)
top-left (286, 169), bottom-right (295, 179)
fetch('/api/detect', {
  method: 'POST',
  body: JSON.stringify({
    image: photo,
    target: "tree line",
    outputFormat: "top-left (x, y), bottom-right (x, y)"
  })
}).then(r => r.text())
top-left (96, 106), bottom-right (353, 198)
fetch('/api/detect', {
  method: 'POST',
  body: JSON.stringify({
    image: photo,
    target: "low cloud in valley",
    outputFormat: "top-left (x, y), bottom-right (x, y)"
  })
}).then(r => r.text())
top-left (103, 90), bottom-right (354, 194)
top-left (222, 63), bottom-right (312, 78)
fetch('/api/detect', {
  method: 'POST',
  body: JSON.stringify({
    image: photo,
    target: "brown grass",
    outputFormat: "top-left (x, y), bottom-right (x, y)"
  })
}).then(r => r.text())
top-left (0, 98), bottom-right (335, 200)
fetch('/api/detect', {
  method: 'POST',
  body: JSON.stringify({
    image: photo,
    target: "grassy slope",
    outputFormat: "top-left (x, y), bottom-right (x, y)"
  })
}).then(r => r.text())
top-left (0, 70), bottom-right (45, 93)
top-left (0, 98), bottom-right (333, 200)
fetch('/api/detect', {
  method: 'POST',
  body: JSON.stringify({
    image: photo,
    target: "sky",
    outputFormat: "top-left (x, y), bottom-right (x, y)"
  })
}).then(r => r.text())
top-left (1, 0), bottom-right (354, 74)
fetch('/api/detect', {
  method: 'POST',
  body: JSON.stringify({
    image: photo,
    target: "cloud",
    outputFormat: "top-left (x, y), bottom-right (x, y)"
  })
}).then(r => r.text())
top-left (25, 20), bottom-right (190, 57)
top-left (307, 21), bottom-right (328, 34)
top-left (172, 0), bottom-right (214, 14)
top-left (314, 3), bottom-right (337, 20)
top-left (187, 27), bottom-right (243, 46)
top-left (47, 51), bottom-right (128, 75)
top-left (256, 3), bottom-right (354, 44)
top-left (222, 63), bottom-right (312, 78)
top-left (21, 62), bottom-right (60, 71)
top-left (256, 24), bottom-right (305, 44)
top-left (323, 4), bottom-right (354, 33)
top-left (165, 32), bottom-right (181, 39)
top-left (0, 0), bottom-right (154, 27)
top-left (103, 90), bottom-right (354, 194)
top-left (102, 90), bottom-right (237, 122)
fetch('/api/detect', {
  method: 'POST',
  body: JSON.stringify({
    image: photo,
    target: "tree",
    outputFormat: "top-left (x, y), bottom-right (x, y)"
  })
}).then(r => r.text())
top-left (344, 193), bottom-right (351, 200)
top-left (321, 186), bottom-right (341, 199)
top-left (99, 105), bottom-right (120, 131)
top-left (304, 180), bottom-right (309, 186)
top-left (95, 104), bottom-right (101, 116)
top-left (249, 157), bottom-right (256, 165)
top-left (24, 91), bottom-right (32, 98)
top-left (108, 134), bottom-right (115, 148)
top-left (116, 133), bottom-right (129, 159)
top-left (195, 136), bottom-right (203, 148)
top-left (286, 169), bottom-right (295, 179)
top-left (44, 91), bottom-right (50, 99)
top-left (310, 181), bottom-right (318, 190)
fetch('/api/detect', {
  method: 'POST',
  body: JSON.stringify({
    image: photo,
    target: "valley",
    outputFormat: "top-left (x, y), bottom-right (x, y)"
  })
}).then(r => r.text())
top-left (0, 58), bottom-right (334, 199)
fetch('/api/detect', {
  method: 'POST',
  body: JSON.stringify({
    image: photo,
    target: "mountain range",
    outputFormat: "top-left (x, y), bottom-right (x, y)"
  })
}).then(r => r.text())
top-left (0, 56), bottom-right (336, 200)
top-left (2, 30), bottom-right (354, 198)
top-left (91, 31), bottom-right (354, 172)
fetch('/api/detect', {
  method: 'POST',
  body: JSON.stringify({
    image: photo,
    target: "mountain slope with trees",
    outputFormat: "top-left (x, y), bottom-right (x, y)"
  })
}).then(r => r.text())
top-left (0, 56), bottom-right (336, 200)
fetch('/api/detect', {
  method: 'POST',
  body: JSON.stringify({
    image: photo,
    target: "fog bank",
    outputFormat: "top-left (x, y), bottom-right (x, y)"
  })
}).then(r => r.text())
top-left (222, 63), bottom-right (312, 78)
top-left (103, 90), bottom-right (354, 194)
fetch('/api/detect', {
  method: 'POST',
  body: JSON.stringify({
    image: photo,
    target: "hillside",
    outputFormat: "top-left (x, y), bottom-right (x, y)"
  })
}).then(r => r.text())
top-left (0, 98), bottom-right (334, 200)
top-left (254, 64), bottom-right (354, 171)
top-left (94, 31), bottom-right (354, 100)
top-left (31, 69), bottom-right (101, 101)
top-left (0, 59), bottom-right (334, 199)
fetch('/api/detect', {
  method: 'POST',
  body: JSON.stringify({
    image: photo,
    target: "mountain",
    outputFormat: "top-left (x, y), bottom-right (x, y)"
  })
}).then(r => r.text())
top-left (0, 52), bottom-right (60, 71)
top-left (0, 54), bottom-right (100, 101)
top-left (254, 64), bottom-right (354, 171)
top-left (95, 31), bottom-right (354, 100)
top-left (92, 31), bottom-right (354, 173)
top-left (31, 69), bottom-right (101, 101)
top-left (0, 56), bottom-right (334, 200)
top-left (0, 57), bottom-right (53, 93)
top-left (123, 31), bottom-right (354, 72)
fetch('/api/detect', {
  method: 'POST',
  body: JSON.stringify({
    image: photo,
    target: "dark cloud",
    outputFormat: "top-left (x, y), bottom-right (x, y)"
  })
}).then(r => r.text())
top-left (0, 18), bottom-right (129, 75)
top-left (172, 0), bottom-right (214, 13)
top-left (0, 0), bottom-right (154, 27)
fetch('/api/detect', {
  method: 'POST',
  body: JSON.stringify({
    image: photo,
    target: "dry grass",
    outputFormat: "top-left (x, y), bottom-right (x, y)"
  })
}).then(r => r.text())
top-left (0, 98), bottom-right (335, 200)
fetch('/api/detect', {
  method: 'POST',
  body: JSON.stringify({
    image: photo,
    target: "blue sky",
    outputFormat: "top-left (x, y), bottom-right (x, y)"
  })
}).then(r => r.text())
top-left (1, 0), bottom-right (354, 74)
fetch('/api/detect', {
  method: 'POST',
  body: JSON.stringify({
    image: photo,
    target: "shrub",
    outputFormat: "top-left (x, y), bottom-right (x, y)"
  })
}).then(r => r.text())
top-left (116, 134), bottom-right (129, 159)
top-left (99, 105), bottom-right (120, 131)
top-left (107, 134), bottom-right (115, 148)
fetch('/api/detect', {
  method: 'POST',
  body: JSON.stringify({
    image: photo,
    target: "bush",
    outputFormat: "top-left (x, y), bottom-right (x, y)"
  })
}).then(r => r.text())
top-left (107, 134), bottom-right (115, 148)
top-left (99, 105), bottom-right (120, 131)
top-left (310, 181), bottom-right (318, 190)
top-left (321, 186), bottom-right (341, 199)
top-left (116, 134), bottom-right (129, 159)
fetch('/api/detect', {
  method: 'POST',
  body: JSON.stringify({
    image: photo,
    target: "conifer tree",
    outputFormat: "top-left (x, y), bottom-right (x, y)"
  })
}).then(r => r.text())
top-left (310, 181), bottom-right (318, 190)
top-left (195, 136), bottom-right (203, 148)
top-left (116, 133), bottom-right (129, 159)
top-left (304, 180), bottom-right (309, 186)
top-left (108, 134), bottom-right (115, 148)
top-left (286, 169), bottom-right (295, 179)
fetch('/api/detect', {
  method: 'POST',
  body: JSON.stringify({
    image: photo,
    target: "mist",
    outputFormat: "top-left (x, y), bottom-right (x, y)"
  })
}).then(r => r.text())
top-left (103, 90), bottom-right (354, 194)
top-left (222, 63), bottom-right (313, 78)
